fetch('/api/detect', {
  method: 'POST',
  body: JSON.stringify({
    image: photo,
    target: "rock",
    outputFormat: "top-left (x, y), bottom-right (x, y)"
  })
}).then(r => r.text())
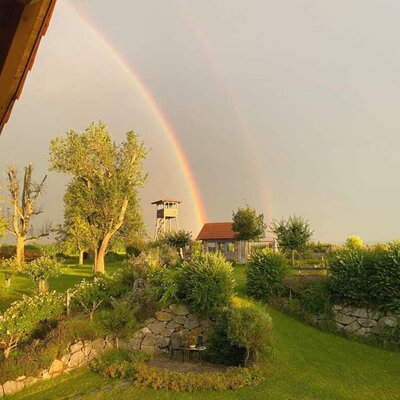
top-left (49, 359), bottom-right (66, 375)
top-left (156, 335), bottom-right (170, 349)
top-left (141, 345), bottom-right (159, 354)
top-left (129, 339), bottom-right (142, 351)
top-left (141, 333), bottom-right (156, 347)
top-left (132, 330), bottom-right (144, 340)
top-left (15, 376), bottom-right (26, 382)
top-left (42, 370), bottom-right (51, 380)
top-left (379, 316), bottom-right (397, 328)
top-left (0, 385), bottom-right (3, 397)
top-left (174, 315), bottom-right (189, 325)
top-left (357, 327), bottom-right (372, 336)
top-left (335, 313), bottom-right (356, 325)
top-left (92, 338), bottom-right (106, 351)
top-left (166, 321), bottom-right (180, 331)
top-left (341, 306), bottom-right (355, 315)
top-left (24, 377), bottom-right (38, 387)
top-left (144, 317), bottom-right (157, 325)
top-left (70, 341), bottom-right (84, 353)
top-left (352, 308), bottom-right (368, 318)
top-left (335, 322), bottom-right (345, 330)
top-left (148, 321), bottom-right (167, 335)
top-left (104, 339), bottom-right (114, 351)
top-left (184, 318), bottom-right (199, 330)
top-left (199, 318), bottom-right (211, 328)
top-left (155, 311), bottom-right (173, 322)
top-left (61, 353), bottom-right (71, 364)
top-left (68, 350), bottom-right (86, 368)
top-left (358, 318), bottom-right (377, 328)
top-left (332, 304), bottom-right (343, 311)
top-left (3, 381), bottom-right (25, 396)
top-left (88, 348), bottom-right (98, 360)
top-left (368, 309), bottom-right (381, 320)
top-left (171, 329), bottom-right (189, 345)
top-left (169, 304), bottom-right (190, 316)
top-left (343, 321), bottom-right (360, 332)
top-left (191, 326), bottom-right (206, 336)
top-left (141, 327), bottom-right (152, 334)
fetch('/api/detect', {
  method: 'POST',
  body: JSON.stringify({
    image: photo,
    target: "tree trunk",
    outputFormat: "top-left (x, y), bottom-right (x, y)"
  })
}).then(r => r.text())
top-left (38, 279), bottom-right (48, 293)
top-left (5, 276), bottom-right (11, 288)
top-left (291, 249), bottom-right (295, 267)
top-left (94, 234), bottom-right (112, 274)
top-left (4, 347), bottom-right (12, 359)
top-left (78, 249), bottom-right (84, 266)
top-left (15, 236), bottom-right (25, 269)
top-left (244, 347), bottom-right (250, 367)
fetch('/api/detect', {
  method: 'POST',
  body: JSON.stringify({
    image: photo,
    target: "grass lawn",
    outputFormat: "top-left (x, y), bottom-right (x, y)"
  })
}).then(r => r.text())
top-left (0, 260), bottom-right (122, 312)
top-left (7, 262), bottom-right (400, 400)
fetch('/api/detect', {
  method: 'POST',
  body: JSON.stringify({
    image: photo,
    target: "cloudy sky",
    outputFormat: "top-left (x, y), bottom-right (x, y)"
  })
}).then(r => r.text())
top-left (2, 0), bottom-right (400, 243)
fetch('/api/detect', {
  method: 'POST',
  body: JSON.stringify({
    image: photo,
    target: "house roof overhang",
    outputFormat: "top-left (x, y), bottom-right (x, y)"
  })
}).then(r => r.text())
top-left (0, 0), bottom-right (57, 136)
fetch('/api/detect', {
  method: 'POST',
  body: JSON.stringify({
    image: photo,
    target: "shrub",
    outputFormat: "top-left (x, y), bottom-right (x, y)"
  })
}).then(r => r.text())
top-left (60, 318), bottom-right (99, 342)
top-left (0, 292), bottom-right (64, 358)
top-left (95, 300), bottom-right (139, 348)
top-left (148, 267), bottom-right (181, 306)
top-left (344, 235), bottom-right (364, 250)
top-left (206, 310), bottom-right (246, 366)
top-left (0, 257), bottom-right (19, 288)
top-left (178, 253), bottom-right (235, 315)
top-left (104, 251), bottom-right (124, 262)
top-left (90, 349), bottom-right (150, 379)
top-left (227, 298), bottom-right (273, 366)
top-left (126, 245), bottom-right (141, 257)
top-left (247, 249), bottom-right (289, 300)
top-left (133, 364), bottom-right (263, 391)
top-left (23, 255), bottom-right (63, 293)
top-left (70, 278), bottom-right (109, 320)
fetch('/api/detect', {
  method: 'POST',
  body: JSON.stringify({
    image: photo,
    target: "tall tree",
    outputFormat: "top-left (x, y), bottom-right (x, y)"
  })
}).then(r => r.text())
top-left (271, 215), bottom-right (313, 266)
top-left (5, 164), bottom-right (50, 268)
top-left (49, 122), bottom-right (147, 274)
top-left (232, 205), bottom-right (266, 241)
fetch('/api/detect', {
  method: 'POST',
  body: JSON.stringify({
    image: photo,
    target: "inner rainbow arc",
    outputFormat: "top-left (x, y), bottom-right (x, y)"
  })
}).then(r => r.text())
top-left (63, 2), bottom-right (207, 229)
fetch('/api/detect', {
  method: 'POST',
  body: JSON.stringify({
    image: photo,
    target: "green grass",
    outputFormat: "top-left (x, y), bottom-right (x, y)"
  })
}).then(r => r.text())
top-left (8, 263), bottom-right (400, 400)
top-left (0, 260), bottom-right (122, 312)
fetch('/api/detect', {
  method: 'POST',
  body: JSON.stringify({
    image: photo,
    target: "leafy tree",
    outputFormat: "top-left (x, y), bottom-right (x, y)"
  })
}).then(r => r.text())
top-left (232, 205), bottom-right (266, 241)
top-left (49, 122), bottom-right (147, 274)
top-left (23, 255), bottom-right (62, 293)
top-left (271, 215), bottom-right (313, 266)
top-left (5, 164), bottom-right (51, 268)
top-left (344, 235), bottom-right (364, 250)
top-left (57, 185), bottom-right (92, 265)
top-left (161, 230), bottom-right (192, 258)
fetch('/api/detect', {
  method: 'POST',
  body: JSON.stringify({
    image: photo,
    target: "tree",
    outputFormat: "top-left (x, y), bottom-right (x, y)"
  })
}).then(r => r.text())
top-left (344, 235), bottom-right (364, 250)
top-left (162, 230), bottom-right (192, 258)
top-left (5, 164), bottom-right (51, 269)
top-left (232, 205), bottom-right (266, 241)
top-left (49, 122), bottom-right (147, 274)
top-left (58, 185), bottom-right (92, 265)
top-left (23, 255), bottom-right (62, 293)
top-left (271, 215), bottom-right (313, 266)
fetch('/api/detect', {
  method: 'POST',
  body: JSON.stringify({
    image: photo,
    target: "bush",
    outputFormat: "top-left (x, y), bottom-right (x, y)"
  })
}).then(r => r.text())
top-left (227, 298), bottom-right (273, 366)
top-left (0, 292), bottom-right (64, 358)
top-left (60, 318), bottom-right (99, 342)
top-left (206, 310), bottom-right (246, 366)
top-left (104, 251), bottom-right (124, 262)
top-left (90, 349), bottom-right (150, 379)
top-left (95, 300), bottom-right (139, 348)
top-left (126, 245), bottom-right (141, 257)
top-left (134, 364), bottom-right (263, 391)
top-left (178, 253), bottom-right (235, 315)
top-left (247, 249), bottom-right (289, 300)
top-left (148, 267), bottom-right (181, 306)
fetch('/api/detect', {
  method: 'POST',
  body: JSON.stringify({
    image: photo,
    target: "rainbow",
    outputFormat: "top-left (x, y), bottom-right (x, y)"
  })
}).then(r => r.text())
top-left (63, 1), bottom-right (208, 229)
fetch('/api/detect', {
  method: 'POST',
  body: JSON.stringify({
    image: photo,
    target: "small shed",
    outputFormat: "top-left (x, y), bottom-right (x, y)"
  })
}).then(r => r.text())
top-left (196, 222), bottom-right (248, 263)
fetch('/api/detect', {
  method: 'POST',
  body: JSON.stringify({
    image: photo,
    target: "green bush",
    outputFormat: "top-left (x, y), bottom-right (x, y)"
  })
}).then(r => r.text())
top-left (178, 253), bottom-right (235, 315)
top-left (227, 298), bottom-right (273, 366)
top-left (148, 267), bottom-right (181, 307)
top-left (206, 310), bottom-right (246, 366)
top-left (328, 245), bottom-right (400, 311)
top-left (247, 249), bottom-right (289, 300)
top-left (90, 349), bottom-right (150, 379)
top-left (60, 318), bottom-right (99, 342)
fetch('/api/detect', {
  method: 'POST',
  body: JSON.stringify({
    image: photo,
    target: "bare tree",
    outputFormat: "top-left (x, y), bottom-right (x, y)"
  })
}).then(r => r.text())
top-left (5, 164), bottom-right (51, 268)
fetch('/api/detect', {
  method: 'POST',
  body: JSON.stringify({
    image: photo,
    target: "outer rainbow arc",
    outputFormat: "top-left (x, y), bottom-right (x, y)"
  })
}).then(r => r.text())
top-left (63, 1), bottom-right (207, 230)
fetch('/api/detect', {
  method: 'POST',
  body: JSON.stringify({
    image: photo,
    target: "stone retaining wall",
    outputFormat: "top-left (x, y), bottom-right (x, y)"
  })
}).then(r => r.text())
top-left (0, 337), bottom-right (114, 397)
top-left (312, 305), bottom-right (399, 337)
top-left (129, 304), bottom-right (211, 354)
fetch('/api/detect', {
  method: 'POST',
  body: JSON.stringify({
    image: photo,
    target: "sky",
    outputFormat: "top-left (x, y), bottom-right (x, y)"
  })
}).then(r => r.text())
top-left (1, 0), bottom-right (400, 243)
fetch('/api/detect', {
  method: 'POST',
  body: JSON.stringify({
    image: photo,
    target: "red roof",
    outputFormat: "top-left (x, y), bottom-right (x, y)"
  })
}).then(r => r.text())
top-left (196, 222), bottom-right (237, 240)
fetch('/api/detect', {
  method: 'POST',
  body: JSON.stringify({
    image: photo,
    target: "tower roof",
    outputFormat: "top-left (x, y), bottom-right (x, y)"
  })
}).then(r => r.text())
top-left (151, 198), bottom-right (182, 205)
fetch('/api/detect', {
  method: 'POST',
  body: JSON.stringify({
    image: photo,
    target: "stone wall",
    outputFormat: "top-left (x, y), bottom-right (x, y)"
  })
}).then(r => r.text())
top-left (332, 305), bottom-right (398, 336)
top-left (130, 304), bottom-right (211, 354)
top-left (0, 337), bottom-right (114, 397)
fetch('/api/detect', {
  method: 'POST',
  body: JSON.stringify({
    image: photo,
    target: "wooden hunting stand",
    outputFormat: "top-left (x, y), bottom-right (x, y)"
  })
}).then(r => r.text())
top-left (152, 199), bottom-right (182, 240)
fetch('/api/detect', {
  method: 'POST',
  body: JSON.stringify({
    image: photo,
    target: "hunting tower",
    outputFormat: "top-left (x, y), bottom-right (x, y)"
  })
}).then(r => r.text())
top-left (152, 199), bottom-right (182, 239)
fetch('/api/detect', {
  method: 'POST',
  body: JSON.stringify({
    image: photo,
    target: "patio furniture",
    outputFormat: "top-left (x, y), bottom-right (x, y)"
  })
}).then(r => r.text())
top-left (187, 345), bottom-right (207, 362)
top-left (169, 336), bottom-right (186, 361)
